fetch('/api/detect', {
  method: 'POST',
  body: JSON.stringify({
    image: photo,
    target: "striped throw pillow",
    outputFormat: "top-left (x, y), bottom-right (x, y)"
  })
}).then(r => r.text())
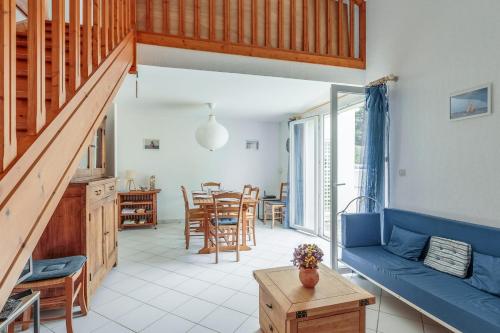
top-left (423, 236), bottom-right (472, 278)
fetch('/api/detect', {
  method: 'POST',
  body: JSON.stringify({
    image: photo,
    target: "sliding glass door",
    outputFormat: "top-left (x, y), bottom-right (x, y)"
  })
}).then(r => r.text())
top-left (330, 85), bottom-right (366, 270)
top-left (287, 86), bottom-right (366, 271)
top-left (289, 117), bottom-right (319, 234)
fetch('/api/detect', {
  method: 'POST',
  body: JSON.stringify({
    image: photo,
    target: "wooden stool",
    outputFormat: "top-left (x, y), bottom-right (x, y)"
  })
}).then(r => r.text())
top-left (13, 256), bottom-right (88, 333)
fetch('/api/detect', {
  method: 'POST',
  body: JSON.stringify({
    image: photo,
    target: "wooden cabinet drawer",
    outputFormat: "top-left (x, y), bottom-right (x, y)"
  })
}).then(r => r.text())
top-left (297, 311), bottom-right (360, 333)
top-left (259, 287), bottom-right (286, 333)
top-left (104, 182), bottom-right (116, 196)
top-left (260, 306), bottom-right (281, 333)
top-left (88, 185), bottom-right (105, 202)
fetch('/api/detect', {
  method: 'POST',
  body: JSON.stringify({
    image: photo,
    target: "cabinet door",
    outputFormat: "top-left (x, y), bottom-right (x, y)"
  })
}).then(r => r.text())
top-left (88, 205), bottom-right (106, 290)
top-left (103, 197), bottom-right (118, 269)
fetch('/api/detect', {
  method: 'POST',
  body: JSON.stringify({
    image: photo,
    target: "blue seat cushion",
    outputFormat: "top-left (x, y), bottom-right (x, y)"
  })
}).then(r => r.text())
top-left (342, 246), bottom-right (500, 333)
top-left (211, 217), bottom-right (238, 226)
top-left (25, 256), bottom-right (87, 282)
top-left (265, 200), bottom-right (286, 205)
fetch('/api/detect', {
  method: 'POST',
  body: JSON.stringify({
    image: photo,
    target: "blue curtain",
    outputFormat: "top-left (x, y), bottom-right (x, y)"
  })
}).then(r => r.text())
top-left (360, 84), bottom-right (389, 212)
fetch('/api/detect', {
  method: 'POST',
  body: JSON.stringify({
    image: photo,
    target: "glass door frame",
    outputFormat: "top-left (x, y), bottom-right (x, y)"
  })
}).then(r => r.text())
top-left (330, 84), bottom-right (365, 270)
top-left (318, 113), bottom-right (329, 240)
top-left (288, 116), bottom-right (320, 235)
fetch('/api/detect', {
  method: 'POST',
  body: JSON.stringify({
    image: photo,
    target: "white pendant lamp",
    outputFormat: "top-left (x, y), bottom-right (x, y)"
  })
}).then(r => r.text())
top-left (195, 103), bottom-right (229, 151)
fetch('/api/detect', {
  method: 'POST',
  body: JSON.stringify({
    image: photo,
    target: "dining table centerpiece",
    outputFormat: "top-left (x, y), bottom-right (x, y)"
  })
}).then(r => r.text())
top-left (292, 244), bottom-right (324, 288)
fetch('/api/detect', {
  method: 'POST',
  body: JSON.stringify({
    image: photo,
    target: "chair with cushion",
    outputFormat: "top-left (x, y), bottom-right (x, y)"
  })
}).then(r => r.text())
top-left (243, 184), bottom-right (252, 195)
top-left (264, 182), bottom-right (288, 228)
top-left (201, 182), bottom-right (221, 192)
top-left (13, 255), bottom-right (88, 333)
top-left (181, 186), bottom-right (206, 249)
top-left (210, 192), bottom-right (245, 263)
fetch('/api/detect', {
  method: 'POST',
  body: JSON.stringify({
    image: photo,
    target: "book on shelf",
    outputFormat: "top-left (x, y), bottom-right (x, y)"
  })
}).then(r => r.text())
top-left (121, 208), bottom-right (136, 214)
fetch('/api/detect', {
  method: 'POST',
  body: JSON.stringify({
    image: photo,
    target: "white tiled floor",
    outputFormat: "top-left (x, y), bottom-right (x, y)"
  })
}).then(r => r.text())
top-left (25, 221), bottom-right (453, 333)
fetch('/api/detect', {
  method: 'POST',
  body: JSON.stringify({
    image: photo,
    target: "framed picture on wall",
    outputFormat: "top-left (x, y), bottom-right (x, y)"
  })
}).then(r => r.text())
top-left (450, 83), bottom-right (491, 120)
top-left (144, 139), bottom-right (160, 150)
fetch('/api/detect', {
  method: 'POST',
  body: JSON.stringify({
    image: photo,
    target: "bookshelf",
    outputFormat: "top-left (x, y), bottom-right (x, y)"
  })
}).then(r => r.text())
top-left (118, 190), bottom-right (161, 230)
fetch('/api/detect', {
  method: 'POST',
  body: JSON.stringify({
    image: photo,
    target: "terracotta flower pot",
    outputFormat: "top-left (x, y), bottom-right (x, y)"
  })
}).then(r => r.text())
top-left (299, 267), bottom-right (319, 288)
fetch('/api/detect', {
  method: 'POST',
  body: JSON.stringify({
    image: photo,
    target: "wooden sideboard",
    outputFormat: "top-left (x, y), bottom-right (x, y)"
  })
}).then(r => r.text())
top-left (33, 177), bottom-right (118, 304)
top-left (254, 265), bottom-right (375, 333)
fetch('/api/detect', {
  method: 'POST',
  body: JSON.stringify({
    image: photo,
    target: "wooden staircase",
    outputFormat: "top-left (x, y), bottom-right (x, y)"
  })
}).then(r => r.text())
top-left (0, 0), bottom-right (136, 309)
top-left (15, 20), bottom-right (99, 129)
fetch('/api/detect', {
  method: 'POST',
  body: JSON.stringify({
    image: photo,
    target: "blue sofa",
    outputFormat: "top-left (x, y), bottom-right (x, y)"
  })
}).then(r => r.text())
top-left (340, 208), bottom-right (500, 333)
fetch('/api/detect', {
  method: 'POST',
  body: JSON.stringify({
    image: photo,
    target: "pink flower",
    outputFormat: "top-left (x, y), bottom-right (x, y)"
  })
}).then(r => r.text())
top-left (291, 244), bottom-right (324, 269)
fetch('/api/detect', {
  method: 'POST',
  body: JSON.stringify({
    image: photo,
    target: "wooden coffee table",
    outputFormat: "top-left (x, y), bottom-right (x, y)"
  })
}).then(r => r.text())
top-left (254, 265), bottom-right (375, 333)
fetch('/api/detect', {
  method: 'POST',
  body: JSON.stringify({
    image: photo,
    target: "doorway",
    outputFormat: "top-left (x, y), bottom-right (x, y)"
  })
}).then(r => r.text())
top-left (330, 85), bottom-right (366, 269)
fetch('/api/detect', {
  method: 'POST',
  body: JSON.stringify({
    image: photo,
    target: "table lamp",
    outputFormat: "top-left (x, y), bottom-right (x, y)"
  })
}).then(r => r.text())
top-left (125, 170), bottom-right (136, 191)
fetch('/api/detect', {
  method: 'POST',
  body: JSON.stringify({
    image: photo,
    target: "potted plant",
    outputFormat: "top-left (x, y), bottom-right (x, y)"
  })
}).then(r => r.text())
top-left (292, 244), bottom-right (324, 288)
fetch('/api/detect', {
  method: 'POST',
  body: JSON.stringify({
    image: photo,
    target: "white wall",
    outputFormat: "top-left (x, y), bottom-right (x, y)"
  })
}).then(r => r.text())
top-left (138, 44), bottom-right (366, 85)
top-left (366, 0), bottom-right (500, 227)
top-left (116, 105), bottom-right (281, 221)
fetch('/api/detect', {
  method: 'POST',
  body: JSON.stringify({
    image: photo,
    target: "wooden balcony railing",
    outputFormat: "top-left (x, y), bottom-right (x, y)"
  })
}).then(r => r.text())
top-left (0, 0), bottom-right (136, 309)
top-left (136, 0), bottom-right (366, 68)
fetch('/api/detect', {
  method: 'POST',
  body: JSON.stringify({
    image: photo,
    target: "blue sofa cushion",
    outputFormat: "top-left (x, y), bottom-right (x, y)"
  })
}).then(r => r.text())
top-left (341, 213), bottom-right (381, 248)
top-left (383, 226), bottom-right (429, 261)
top-left (26, 256), bottom-right (87, 282)
top-left (465, 252), bottom-right (500, 296)
top-left (342, 246), bottom-right (500, 333)
top-left (383, 209), bottom-right (500, 258)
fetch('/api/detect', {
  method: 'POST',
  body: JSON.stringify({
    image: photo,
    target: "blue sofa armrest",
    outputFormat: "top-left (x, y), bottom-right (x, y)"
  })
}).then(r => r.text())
top-left (341, 213), bottom-right (381, 248)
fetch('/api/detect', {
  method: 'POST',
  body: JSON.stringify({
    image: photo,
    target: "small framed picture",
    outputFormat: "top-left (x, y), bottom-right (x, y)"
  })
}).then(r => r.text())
top-left (450, 83), bottom-right (491, 121)
top-left (144, 139), bottom-right (160, 150)
top-left (246, 140), bottom-right (259, 150)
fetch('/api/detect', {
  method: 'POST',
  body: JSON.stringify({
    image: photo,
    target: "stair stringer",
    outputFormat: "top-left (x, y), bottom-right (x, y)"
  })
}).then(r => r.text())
top-left (0, 32), bottom-right (134, 309)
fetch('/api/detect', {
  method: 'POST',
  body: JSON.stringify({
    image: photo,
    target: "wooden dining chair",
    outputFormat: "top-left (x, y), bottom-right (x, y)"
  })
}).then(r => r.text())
top-left (245, 186), bottom-right (259, 246)
top-left (210, 192), bottom-right (245, 263)
top-left (201, 182), bottom-right (221, 192)
top-left (243, 184), bottom-right (252, 195)
top-left (264, 182), bottom-right (288, 228)
top-left (181, 186), bottom-right (206, 249)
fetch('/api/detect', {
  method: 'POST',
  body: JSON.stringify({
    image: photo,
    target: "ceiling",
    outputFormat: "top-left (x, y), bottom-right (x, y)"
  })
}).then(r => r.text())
top-left (115, 65), bottom-right (333, 122)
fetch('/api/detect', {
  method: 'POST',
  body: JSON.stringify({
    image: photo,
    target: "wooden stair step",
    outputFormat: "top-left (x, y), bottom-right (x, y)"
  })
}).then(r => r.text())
top-left (16, 89), bottom-right (52, 101)
top-left (16, 39), bottom-right (71, 48)
top-left (16, 51), bottom-right (70, 64)
top-left (15, 100), bottom-right (51, 131)
top-left (16, 79), bottom-right (52, 96)
top-left (16, 68), bottom-right (71, 80)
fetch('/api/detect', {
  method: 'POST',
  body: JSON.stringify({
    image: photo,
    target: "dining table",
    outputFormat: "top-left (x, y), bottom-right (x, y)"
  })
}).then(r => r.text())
top-left (192, 192), bottom-right (258, 254)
